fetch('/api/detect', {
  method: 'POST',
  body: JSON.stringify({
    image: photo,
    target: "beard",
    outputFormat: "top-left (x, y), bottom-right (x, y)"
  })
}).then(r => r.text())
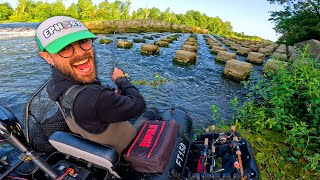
top-left (54, 52), bottom-right (97, 84)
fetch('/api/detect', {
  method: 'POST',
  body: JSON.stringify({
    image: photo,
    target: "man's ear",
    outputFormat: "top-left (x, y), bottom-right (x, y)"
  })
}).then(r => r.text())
top-left (39, 51), bottom-right (55, 66)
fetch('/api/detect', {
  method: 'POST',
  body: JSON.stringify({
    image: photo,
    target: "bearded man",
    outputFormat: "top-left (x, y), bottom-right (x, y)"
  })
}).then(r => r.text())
top-left (36, 16), bottom-right (147, 155)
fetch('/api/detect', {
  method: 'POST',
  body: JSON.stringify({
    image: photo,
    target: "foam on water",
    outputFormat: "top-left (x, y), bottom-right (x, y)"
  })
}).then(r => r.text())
top-left (0, 30), bottom-right (36, 39)
top-left (0, 23), bottom-right (38, 40)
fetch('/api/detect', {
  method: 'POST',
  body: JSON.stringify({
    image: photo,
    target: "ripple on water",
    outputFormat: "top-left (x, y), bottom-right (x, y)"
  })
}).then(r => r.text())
top-left (0, 32), bottom-right (262, 130)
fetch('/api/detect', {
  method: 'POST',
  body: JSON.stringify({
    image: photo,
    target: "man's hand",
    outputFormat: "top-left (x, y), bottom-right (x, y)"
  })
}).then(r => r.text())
top-left (112, 67), bottom-right (125, 81)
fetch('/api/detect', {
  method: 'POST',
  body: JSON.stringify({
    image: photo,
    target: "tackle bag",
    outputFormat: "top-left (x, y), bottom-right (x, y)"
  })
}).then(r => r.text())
top-left (124, 120), bottom-right (179, 173)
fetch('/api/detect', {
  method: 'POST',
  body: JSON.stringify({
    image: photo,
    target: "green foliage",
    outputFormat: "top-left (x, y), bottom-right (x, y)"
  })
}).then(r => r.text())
top-left (51, 0), bottom-right (66, 17)
top-left (9, 0), bottom-right (34, 22)
top-left (210, 104), bottom-right (220, 123)
top-left (31, 1), bottom-right (52, 21)
top-left (1, 0), bottom-right (264, 40)
top-left (132, 73), bottom-right (171, 87)
top-left (66, 3), bottom-right (79, 19)
top-left (1, 0), bottom-right (235, 37)
top-left (228, 47), bottom-right (320, 178)
top-left (131, 8), bottom-right (145, 19)
top-left (77, 0), bottom-right (97, 21)
top-left (96, 0), bottom-right (122, 20)
top-left (0, 3), bottom-right (14, 21)
top-left (148, 7), bottom-right (161, 20)
top-left (118, 0), bottom-right (131, 20)
top-left (268, 0), bottom-right (320, 45)
top-left (209, 47), bottom-right (320, 178)
top-left (232, 32), bottom-right (265, 42)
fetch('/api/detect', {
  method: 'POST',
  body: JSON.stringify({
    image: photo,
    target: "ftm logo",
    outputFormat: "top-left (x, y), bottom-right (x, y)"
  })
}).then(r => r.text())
top-left (43, 20), bottom-right (82, 39)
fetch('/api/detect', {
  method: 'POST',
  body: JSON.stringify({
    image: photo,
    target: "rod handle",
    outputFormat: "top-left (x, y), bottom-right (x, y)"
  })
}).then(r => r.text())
top-left (204, 138), bottom-right (209, 146)
top-left (211, 125), bottom-right (215, 131)
top-left (211, 144), bottom-right (215, 153)
top-left (233, 136), bottom-right (238, 141)
top-left (231, 125), bottom-right (236, 133)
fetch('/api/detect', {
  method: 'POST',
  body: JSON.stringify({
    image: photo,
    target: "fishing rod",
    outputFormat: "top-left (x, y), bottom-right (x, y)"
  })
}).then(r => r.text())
top-left (112, 29), bottom-right (118, 69)
top-left (200, 138), bottom-right (209, 180)
top-left (0, 122), bottom-right (58, 179)
top-left (231, 126), bottom-right (245, 180)
top-left (210, 125), bottom-right (216, 177)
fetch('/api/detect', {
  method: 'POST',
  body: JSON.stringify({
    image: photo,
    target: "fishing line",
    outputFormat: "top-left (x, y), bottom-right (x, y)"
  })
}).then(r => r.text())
top-left (111, 29), bottom-right (131, 80)
top-left (112, 29), bottom-right (118, 69)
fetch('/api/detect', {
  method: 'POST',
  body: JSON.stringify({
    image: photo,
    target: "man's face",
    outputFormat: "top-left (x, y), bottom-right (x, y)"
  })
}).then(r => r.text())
top-left (40, 39), bottom-right (97, 84)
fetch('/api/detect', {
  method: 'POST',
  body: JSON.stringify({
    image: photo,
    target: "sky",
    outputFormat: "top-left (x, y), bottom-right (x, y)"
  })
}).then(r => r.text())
top-left (1, 0), bottom-right (284, 41)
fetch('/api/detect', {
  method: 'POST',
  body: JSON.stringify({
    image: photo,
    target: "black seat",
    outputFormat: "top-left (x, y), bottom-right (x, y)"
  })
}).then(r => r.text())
top-left (49, 131), bottom-right (120, 178)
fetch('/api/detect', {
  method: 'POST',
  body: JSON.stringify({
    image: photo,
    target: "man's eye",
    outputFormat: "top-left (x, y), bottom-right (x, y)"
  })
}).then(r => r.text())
top-left (79, 39), bottom-right (89, 44)
top-left (61, 45), bottom-right (72, 51)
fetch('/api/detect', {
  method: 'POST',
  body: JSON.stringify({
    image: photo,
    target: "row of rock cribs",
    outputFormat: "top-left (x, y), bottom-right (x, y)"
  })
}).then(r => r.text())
top-left (99, 34), bottom-right (180, 56)
top-left (173, 35), bottom-right (198, 65)
top-left (204, 35), bottom-right (293, 81)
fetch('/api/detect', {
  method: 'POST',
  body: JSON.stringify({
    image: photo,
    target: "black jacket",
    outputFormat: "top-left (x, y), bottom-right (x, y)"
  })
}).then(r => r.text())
top-left (47, 68), bottom-right (146, 133)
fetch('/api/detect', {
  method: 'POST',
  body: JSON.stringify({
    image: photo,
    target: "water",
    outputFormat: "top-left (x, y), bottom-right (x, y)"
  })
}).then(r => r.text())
top-left (0, 23), bottom-right (262, 130)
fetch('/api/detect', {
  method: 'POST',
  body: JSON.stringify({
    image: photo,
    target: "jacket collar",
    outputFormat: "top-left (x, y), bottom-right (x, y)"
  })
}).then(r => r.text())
top-left (47, 67), bottom-right (100, 101)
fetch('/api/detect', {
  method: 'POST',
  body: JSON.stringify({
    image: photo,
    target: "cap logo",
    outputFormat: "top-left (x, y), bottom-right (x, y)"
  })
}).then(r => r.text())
top-left (43, 20), bottom-right (82, 39)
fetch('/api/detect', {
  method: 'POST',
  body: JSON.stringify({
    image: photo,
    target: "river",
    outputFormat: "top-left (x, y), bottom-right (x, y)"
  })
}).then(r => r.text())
top-left (0, 22), bottom-right (263, 131)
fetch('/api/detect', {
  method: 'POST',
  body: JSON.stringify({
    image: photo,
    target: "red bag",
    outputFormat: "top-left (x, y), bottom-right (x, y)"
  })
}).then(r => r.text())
top-left (124, 120), bottom-right (179, 173)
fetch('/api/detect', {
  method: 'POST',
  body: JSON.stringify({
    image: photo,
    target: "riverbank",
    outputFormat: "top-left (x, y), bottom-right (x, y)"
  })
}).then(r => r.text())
top-left (0, 19), bottom-right (208, 34)
top-left (84, 19), bottom-right (208, 34)
top-left (208, 48), bottom-right (320, 179)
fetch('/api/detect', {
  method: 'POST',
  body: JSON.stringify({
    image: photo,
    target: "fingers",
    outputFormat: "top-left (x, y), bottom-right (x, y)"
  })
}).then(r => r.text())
top-left (112, 67), bottom-right (125, 81)
top-left (114, 67), bottom-right (124, 73)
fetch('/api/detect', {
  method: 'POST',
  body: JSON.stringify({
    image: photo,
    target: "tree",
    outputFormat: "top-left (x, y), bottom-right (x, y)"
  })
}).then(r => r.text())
top-left (184, 10), bottom-right (196, 27)
top-left (131, 8), bottom-right (145, 19)
top-left (3, 0), bottom-right (243, 40)
top-left (32, 1), bottom-right (52, 21)
top-left (185, 10), bottom-right (206, 28)
top-left (51, 0), bottom-right (66, 17)
top-left (207, 17), bottom-right (223, 34)
top-left (148, 7), bottom-right (161, 20)
top-left (176, 13), bottom-right (186, 25)
top-left (66, 3), bottom-right (80, 19)
top-left (221, 21), bottom-right (233, 36)
top-left (119, 0), bottom-right (131, 19)
top-left (268, 0), bottom-right (320, 45)
top-left (77, 0), bottom-right (97, 21)
top-left (96, 1), bottom-right (121, 20)
top-left (9, 0), bottom-right (35, 22)
top-left (96, 1), bottom-right (112, 20)
top-left (159, 8), bottom-right (172, 22)
top-left (0, 3), bottom-right (14, 21)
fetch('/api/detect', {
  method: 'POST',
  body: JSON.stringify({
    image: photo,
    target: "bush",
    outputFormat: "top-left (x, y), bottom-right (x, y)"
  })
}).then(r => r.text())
top-left (210, 47), bottom-right (320, 178)
top-left (231, 47), bottom-right (320, 177)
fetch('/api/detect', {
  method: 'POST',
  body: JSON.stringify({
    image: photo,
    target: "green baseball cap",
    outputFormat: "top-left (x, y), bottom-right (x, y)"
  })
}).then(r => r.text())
top-left (36, 16), bottom-right (96, 54)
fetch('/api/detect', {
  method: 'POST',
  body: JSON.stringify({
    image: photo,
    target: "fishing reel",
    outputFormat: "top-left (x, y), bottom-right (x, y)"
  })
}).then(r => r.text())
top-left (216, 133), bottom-right (228, 144)
top-left (214, 126), bottom-right (242, 145)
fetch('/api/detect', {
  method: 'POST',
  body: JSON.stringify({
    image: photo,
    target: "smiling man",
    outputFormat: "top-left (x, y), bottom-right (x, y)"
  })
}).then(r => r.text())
top-left (36, 16), bottom-right (146, 155)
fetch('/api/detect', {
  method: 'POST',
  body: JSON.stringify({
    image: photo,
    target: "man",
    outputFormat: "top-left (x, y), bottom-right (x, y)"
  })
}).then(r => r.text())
top-left (36, 16), bottom-right (146, 155)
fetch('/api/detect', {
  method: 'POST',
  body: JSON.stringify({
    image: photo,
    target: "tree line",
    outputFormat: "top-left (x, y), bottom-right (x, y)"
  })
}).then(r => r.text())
top-left (0, 0), bottom-right (266, 41)
top-left (267, 0), bottom-right (320, 45)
